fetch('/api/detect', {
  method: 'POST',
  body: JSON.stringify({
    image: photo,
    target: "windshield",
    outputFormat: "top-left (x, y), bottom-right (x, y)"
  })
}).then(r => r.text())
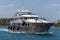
top-left (24, 17), bottom-right (39, 19)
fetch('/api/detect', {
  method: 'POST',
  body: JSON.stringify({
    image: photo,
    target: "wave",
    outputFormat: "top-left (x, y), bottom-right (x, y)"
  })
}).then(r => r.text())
top-left (0, 28), bottom-right (8, 32)
top-left (0, 28), bottom-right (53, 34)
top-left (34, 32), bottom-right (53, 35)
top-left (0, 28), bottom-right (23, 33)
top-left (9, 31), bottom-right (22, 33)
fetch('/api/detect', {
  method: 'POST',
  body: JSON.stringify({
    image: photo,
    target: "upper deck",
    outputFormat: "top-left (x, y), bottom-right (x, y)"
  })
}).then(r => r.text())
top-left (13, 9), bottom-right (39, 20)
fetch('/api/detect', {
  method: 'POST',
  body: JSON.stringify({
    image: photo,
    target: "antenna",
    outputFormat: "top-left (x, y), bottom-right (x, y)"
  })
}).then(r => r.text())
top-left (16, 5), bottom-right (31, 12)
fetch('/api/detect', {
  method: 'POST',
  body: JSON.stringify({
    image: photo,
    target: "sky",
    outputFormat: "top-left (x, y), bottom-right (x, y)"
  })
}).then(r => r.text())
top-left (0, 0), bottom-right (60, 21)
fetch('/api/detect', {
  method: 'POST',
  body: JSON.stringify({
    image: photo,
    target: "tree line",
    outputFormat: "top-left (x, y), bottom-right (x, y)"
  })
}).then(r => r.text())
top-left (0, 18), bottom-right (13, 25)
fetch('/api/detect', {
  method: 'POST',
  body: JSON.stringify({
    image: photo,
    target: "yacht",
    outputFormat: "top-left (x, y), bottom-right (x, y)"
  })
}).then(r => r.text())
top-left (8, 9), bottom-right (54, 34)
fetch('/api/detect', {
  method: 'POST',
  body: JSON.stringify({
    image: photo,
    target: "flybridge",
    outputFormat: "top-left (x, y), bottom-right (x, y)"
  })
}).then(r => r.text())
top-left (15, 9), bottom-right (38, 17)
top-left (15, 9), bottom-right (32, 16)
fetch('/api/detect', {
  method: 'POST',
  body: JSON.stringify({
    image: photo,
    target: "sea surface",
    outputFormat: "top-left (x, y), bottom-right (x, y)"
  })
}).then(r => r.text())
top-left (0, 26), bottom-right (60, 40)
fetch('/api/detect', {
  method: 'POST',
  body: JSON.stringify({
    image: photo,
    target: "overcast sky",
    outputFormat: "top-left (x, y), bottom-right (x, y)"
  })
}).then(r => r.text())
top-left (0, 0), bottom-right (60, 21)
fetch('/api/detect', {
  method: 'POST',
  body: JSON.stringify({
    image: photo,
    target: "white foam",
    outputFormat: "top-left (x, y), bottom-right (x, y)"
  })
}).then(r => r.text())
top-left (35, 32), bottom-right (53, 34)
top-left (0, 28), bottom-right (9, 32)
top-left (0, 28), bottom-right (53, 34)
top-left (49, 32), bottom-right (53, 34)
top-left (9, 31), bottom-right (21, 33)
top-left (0, 28), bottom-right (21, 33)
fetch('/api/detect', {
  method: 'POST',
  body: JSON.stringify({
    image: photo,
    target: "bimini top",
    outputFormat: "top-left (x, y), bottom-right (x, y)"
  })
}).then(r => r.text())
top-left (17, 9), bottom-right (31, 13)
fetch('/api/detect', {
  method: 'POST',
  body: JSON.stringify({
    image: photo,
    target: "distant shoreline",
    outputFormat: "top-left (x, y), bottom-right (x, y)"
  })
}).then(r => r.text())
top-left (0, 18), bottom-right (60, 27)
top-left (0, 18), bottom-right (13, 26)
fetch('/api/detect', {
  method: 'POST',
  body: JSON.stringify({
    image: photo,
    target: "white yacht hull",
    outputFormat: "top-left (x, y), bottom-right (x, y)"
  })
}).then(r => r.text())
top-left (8, 23), bottom-right (54, 34)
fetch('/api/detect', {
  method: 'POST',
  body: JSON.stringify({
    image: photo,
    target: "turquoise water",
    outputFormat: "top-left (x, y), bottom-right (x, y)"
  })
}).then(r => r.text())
top-left (0, 26), bottom-right (60, 40)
